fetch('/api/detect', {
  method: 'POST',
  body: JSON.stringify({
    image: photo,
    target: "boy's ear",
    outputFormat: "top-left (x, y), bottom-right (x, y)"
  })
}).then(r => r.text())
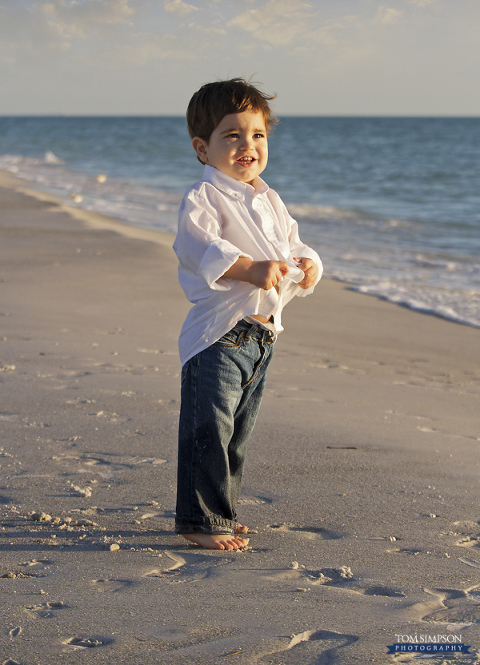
top-left (192, 137), bottom-right (208, 164)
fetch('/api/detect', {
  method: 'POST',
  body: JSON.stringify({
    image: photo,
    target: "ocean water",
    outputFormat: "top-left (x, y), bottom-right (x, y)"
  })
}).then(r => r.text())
top-left (1, 116), bottom-right (479, 328)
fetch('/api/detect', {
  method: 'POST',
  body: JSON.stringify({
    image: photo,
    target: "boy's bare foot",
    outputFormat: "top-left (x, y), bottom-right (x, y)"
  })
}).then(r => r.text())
top-left (182, 533), bottom-right (249, 550)
top-left (235, 524), bottom-right (249, 534)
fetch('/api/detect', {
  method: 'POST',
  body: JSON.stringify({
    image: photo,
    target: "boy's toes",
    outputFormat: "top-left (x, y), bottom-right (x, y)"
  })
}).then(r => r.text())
top-left (222, 536), bottom-right (248, 550)
top-left (235, 524), bottom-right (249, 534)
top-left (182, 533), bottom-right (249, 550)
top-left (232, 536), bottom-right (249, 549)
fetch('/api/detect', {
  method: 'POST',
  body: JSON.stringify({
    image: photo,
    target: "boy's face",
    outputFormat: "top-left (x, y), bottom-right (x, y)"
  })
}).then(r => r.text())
top-left (192, 110), bottom-right (268, 185)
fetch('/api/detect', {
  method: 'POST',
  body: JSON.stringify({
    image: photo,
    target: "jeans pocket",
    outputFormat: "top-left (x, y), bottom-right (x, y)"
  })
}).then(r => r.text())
top-left (213, 327), bottom-right (245, 349)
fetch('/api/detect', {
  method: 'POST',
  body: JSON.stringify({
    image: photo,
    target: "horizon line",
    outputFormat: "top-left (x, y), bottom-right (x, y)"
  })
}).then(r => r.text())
top-left (1, 113), bottom-right (479, 119)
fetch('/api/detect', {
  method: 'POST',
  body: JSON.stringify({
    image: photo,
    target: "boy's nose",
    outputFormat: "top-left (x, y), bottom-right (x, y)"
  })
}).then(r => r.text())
top-left (240, 135), bottom-right (253, 149)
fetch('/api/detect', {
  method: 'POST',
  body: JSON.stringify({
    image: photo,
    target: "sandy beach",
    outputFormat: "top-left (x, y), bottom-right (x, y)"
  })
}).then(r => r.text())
top-left (1, 170), bottom-right (479, 664)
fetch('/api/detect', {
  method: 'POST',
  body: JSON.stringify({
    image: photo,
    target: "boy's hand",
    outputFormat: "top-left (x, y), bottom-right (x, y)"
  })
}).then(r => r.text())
top-left (224, 257), bottom-right (289, 290)
top-left (245, 260), bottom-right (289, 290)
top-left (294, 257), bottom-right (318, 289)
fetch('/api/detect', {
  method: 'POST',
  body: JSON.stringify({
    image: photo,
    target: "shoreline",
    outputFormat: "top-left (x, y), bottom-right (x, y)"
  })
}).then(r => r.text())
top-left (1, 173), bottom-right (479, 663)
top-left (0, 169), bottom-right (175, 248)
top-left (2, 167), bottom-right (478, 333)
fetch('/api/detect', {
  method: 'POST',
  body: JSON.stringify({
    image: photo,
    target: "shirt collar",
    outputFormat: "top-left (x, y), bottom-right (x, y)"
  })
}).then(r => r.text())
top-left (203, 165), bottom-right (269, 199)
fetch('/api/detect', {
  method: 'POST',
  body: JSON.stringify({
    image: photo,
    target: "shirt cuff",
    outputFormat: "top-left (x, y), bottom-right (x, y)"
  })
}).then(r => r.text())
top-left (199, 239), bottom-right (252, 290)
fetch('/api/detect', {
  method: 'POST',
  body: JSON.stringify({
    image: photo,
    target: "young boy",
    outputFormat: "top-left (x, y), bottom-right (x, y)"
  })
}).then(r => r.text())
top-left (173, 78), bottom-right (322, 550)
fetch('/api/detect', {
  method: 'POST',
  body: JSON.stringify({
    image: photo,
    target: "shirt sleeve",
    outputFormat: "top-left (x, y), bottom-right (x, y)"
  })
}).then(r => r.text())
top-left (173, 187), bottom-right (253, 291)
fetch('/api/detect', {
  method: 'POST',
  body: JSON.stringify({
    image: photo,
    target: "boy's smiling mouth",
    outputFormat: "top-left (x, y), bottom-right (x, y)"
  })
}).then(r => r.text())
top-left (236, 156), bottom-right (256, 166)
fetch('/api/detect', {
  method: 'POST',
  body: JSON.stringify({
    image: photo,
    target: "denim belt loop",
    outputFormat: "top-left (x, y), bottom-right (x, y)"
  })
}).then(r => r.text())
top-left (240, 318), bottom-right (276, 344)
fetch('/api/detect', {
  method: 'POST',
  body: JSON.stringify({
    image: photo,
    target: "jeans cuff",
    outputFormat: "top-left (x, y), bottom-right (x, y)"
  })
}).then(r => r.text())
top-left (175, 516), bottom-right (236, 535)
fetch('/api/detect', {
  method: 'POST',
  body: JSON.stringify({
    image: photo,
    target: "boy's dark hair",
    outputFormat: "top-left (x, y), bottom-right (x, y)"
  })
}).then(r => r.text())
top-left (186, 78), bottom-right (277, 142)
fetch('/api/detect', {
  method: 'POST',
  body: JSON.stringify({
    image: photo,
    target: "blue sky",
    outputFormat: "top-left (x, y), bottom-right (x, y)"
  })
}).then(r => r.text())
top-left (0, 0), bottom-right (478, 115)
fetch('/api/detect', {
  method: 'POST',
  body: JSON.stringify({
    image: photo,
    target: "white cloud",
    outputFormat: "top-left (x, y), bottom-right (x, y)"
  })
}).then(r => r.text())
top-left (188, 21), bottom-right (226, 36)
top-left (99, 32), bottom-right (198, 66)
top-left (375, 6), bottom-right (404, 24)
top-left (408, 0), bottom-right (439, 6)
top-left (0, 2), bottom-right (66, 56)
top-left (228, 0), bottom-right (314, 47)
top-left (0, 0), bottom-right (137, 62)
top-left (41, 0), bottom-right (135, 38)
top-left (288, 15), bottom-right (363, 56)
top-left (164, 0), bottom-right (198, 17)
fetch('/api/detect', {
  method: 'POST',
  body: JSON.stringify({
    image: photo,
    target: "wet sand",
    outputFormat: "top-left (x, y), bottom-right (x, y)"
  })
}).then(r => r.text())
top-left (1, 171), bottom-right (479, 664)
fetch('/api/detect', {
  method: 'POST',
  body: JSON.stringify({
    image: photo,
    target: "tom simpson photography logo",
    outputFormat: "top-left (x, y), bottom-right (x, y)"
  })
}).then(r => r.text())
top-left (387, 633), bottom-right (472, 655)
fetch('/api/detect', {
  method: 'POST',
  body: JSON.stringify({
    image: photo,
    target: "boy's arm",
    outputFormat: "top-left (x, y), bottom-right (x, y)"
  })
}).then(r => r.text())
top-left (175, 190), bottom-right (249, 292)
top-left (224, 257), bottom-right (289, 291)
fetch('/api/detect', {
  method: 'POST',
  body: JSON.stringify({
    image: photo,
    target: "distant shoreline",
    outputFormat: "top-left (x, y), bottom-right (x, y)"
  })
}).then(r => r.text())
top-left (1, 114), bottom-right (480, 119)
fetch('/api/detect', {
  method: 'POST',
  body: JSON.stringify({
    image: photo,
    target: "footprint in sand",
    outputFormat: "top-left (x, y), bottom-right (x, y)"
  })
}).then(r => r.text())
top-left (51, 452), bottom-right (115, 477)
top-left (8, 626), bottom-right (22, 639)
top-left (304, 567), bottom-right (405, 597)
top-left (63, 636), bottom-right (113, 649)
top-left (2, 570), bottom-right (42, 579)
top-left (452, 519), bottom-right (480, 549)
top-left (51, 452), bottom-right (167, 478)
top-left (267, 523), bottom-right (347, 540)
top-left (18, 558), bottom-right (53, 572)
top-left (259, 629), bottom-right (359, 664)
top-left (421, 586), bottom-right (480, 624)
top-left (91, 578), bottom-right (137, 593)
top-left (457, 537), bottom-right (480, 549)
top-left (360, 584), bottom-right (406, 598)
top-left (26, 601), bottom-right (66, 619)
top-left (125, 456), bottom-right (167, 466)
top-left (237, 495), bottom-right (273, 505)
top-left (265, 561), bottom-right (407, 599)
top-left (142, 551), bottom-right (188, 577)
top-left (141, 550), bottom-right (227, 583)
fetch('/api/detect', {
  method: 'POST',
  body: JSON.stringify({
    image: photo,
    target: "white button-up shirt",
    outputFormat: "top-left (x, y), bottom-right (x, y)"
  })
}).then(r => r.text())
top-left (173, 165), bottom-right (323, 366)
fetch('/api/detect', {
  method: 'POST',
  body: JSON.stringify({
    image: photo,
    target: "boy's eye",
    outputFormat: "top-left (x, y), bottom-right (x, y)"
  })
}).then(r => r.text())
top-left (224, 132), bottom-right (265, 139)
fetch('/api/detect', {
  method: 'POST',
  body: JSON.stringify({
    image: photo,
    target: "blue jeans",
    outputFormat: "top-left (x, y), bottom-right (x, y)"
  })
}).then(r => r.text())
top-left (175, 320), bottom-right (275, 535)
